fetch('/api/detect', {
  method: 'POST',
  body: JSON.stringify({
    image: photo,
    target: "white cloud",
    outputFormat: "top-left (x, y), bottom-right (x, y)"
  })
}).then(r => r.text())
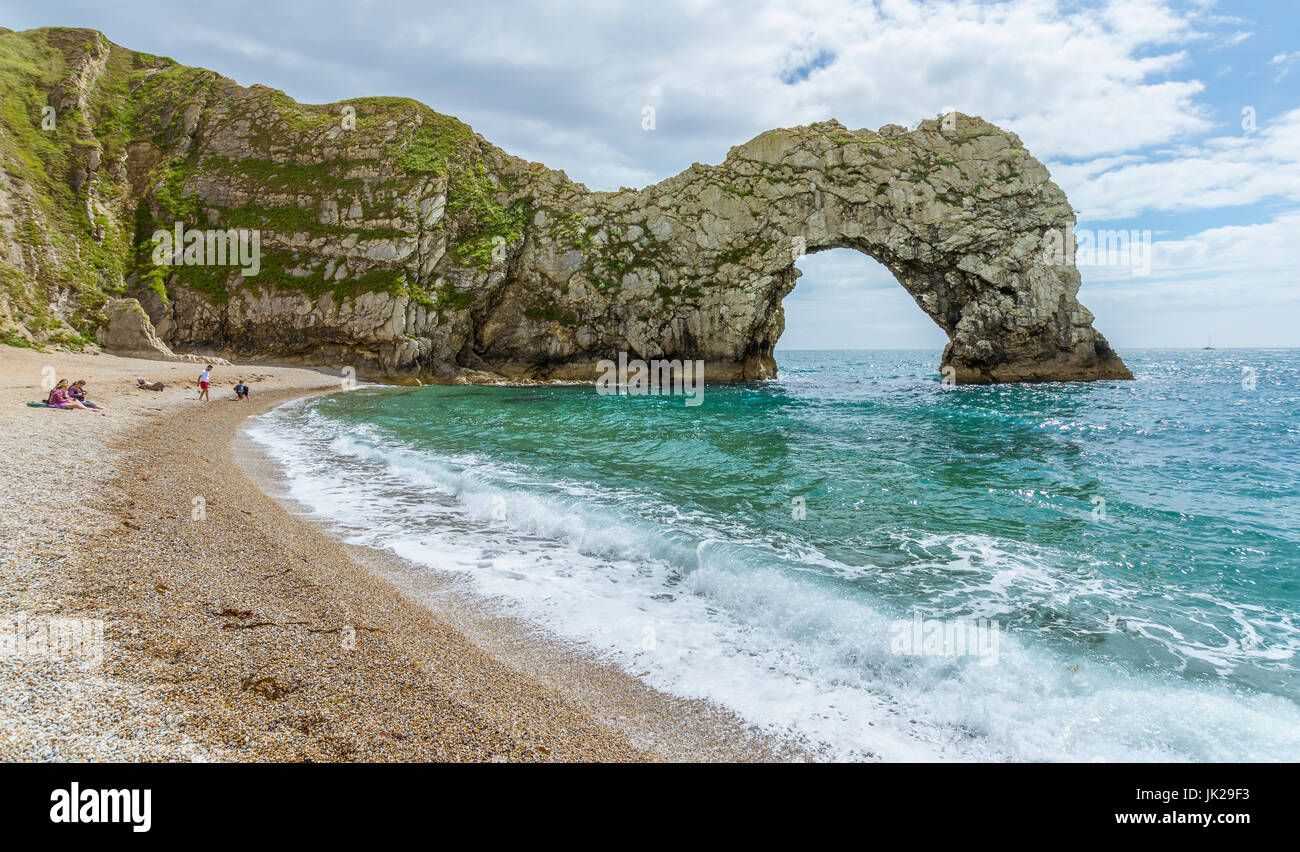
top-left (1082, 212), bottom-right (1300, 347)
top-left (586, 0), bottom-right (1217, 167)
top-left (1212, 30), bottom-right (1252, 49)
top-left (1051, 108), bottom-right (1300, 220)
top-left (1270, 51), bottom-right (1300, 83)
top-left (1082, 210), bottom-right (1300, 283)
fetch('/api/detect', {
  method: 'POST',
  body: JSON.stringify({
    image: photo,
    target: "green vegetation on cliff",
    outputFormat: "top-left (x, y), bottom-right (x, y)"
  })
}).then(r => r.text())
top-left (0, 25), bottom-right (539, 348)
top-left (0, 28), bottom-right (132, 342)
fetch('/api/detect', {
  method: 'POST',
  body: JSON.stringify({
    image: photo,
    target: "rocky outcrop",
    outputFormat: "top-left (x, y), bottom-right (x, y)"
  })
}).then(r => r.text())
top-left (101, 297), bottom-right (230, 365)
top-left (0, 27), bottom-right (1130, 384)
top-left (101, 297), bottom-right (170, 357)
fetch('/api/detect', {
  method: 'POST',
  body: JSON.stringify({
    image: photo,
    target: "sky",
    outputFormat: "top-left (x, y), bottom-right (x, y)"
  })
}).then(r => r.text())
top-left (1, 0), bottom-right (1296, 349)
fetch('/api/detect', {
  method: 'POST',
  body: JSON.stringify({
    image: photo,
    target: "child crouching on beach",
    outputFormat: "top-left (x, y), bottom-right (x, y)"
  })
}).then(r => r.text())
top-left (233, 380), bottom-right (249, 401)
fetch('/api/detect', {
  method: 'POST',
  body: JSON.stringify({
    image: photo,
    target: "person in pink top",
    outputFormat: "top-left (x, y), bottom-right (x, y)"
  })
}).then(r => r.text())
top-left (46, 379), bottom-right (105, 414)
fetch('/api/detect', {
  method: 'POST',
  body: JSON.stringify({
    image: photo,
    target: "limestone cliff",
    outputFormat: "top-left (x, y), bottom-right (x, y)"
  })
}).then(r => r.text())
top-left (0, 26), bottom-right (1131, 384)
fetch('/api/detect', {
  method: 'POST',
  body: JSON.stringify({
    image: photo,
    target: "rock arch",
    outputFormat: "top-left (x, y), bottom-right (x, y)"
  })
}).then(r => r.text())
top-left (494, 114), bottom-right (1132, 384)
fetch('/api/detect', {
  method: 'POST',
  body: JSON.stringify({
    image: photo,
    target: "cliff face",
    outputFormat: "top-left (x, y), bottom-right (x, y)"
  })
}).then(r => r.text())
top-left (0, 27), bottom-right (1131, 384)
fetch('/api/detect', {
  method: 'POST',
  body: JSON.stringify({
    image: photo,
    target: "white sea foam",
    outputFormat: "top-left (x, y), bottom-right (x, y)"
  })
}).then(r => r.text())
top-left (245, 402), bottom-right (1300, 762)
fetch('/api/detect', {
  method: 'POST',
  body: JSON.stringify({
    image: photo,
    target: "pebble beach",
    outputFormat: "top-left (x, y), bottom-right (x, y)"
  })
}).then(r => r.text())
top-left (0, 346), bottom-right (796, 762)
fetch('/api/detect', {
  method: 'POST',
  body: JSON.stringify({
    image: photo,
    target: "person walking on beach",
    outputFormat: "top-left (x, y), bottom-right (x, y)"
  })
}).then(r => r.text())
top-left (198, 365), bottom-right (212, 401)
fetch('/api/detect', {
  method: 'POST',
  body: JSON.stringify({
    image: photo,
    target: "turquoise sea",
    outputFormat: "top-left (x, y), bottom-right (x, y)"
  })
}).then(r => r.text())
top-left (247, 349), bottom-right (1300, 760)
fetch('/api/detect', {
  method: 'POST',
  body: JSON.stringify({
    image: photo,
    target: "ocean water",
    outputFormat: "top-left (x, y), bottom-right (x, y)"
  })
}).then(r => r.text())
top-left (246, 349), bottom-right (1300, 761)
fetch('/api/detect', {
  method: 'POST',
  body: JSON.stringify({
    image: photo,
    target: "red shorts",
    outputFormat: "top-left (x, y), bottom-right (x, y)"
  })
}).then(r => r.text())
top-left (200, 381), bottom-right (210, 389)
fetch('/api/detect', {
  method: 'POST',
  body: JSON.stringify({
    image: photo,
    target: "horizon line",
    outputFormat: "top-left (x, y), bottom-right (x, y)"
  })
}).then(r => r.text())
top-left (774, 346), bottom-right (1300, 351)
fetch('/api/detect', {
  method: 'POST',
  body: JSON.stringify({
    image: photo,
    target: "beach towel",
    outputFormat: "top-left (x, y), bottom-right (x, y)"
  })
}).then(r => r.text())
top-left (27, 401), bottom-right (69, 408)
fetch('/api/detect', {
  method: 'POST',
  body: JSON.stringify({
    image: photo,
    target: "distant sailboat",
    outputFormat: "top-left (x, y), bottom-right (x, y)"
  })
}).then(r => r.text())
top-left (1203, 335), bottom-right (1215, 350)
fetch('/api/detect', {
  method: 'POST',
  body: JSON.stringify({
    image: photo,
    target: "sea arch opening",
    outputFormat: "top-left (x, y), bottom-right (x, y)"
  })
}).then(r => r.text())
top-left (776, 247), bottom-right (951, 361)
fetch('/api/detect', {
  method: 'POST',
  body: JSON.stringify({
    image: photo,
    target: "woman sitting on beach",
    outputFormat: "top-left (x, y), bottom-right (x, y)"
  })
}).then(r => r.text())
top-left (46, 380), bottom-right (105, 414)
top-left (68, 380), bottom-right (109, 411)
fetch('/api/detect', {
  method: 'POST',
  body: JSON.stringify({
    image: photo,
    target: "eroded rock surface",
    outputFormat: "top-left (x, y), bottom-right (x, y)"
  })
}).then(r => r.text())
top-left (101, 297), bottom-right (229, 365)
top-left (0, 27), bottom-right (1130, 383)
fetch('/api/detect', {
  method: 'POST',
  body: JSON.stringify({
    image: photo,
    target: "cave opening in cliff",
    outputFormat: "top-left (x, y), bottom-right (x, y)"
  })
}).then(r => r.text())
top-left (777, 248), bottom-right (950, 353)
